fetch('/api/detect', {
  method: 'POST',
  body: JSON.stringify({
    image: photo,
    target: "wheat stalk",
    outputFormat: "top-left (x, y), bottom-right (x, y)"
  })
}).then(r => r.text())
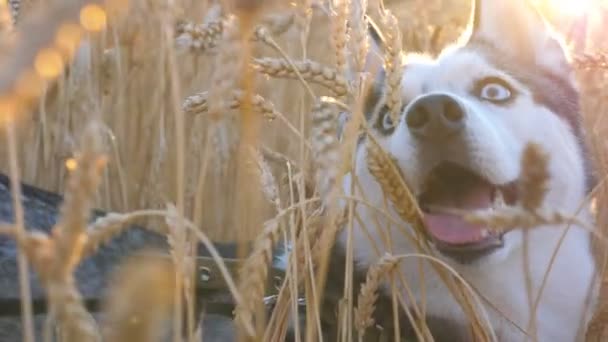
top-left (207, 14), bottom-right (242, 122)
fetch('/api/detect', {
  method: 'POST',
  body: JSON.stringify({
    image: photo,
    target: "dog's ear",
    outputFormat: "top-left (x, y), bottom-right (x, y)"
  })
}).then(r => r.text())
top-left (362, 17), bottom-right (387, 122)
top-left (467, 0), bottom-right (570, 76)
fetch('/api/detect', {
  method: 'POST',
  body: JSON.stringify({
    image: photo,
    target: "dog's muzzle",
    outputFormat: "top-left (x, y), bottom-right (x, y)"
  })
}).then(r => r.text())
top-left (404, 94), bottom-right (518, 263)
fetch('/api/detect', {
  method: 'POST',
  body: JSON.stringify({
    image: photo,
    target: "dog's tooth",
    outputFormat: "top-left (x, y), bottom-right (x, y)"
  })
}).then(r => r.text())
top-left (493, 188), bottom-right (506, 208)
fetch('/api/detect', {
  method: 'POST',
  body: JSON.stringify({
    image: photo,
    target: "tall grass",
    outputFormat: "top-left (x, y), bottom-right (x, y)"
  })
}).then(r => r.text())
top-left (1, 0), bottom-right (608, 341)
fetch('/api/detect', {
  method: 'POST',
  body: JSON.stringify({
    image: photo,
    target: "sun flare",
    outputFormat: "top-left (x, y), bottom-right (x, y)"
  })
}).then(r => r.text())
top-left (543, 0), bottom-right (604, 16)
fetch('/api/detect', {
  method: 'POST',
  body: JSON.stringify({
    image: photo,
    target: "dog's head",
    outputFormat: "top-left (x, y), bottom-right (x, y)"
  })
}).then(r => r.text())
top-left (359, 0), bottom-right (593, 263)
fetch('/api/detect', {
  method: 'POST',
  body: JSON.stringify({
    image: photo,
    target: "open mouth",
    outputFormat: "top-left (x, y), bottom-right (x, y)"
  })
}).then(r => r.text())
top-left (418, 162), bottom-right (518, 262)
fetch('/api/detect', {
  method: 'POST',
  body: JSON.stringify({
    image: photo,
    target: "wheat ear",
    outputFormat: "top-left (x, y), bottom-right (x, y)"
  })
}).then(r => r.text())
top-left (183, 89), bottom-right (279, 120)
top-left (366, 139), bottom-right (425, 234)
top-left (381, 10), bottom-right (404, 125)
top-left (175, 19), bottom-right (224, 52)
top-left (349, 0), bottom-right (369, 75)
top-left (331, 0), bottom-right (349, 77)
top-left (311, 100), bottom-right (340, 202)
top-left (252, 58), bottom-right (349, 97)
top-left (102, 253), bottom-right (176, 342)
top-left (36, 123), bottom-right (107, 342)
top-left (354, 255), bottom-right (399, 337)
top-left (234, 217), bottom-right (283, 338)
top-left (574, 52), bottom-right (608, 70)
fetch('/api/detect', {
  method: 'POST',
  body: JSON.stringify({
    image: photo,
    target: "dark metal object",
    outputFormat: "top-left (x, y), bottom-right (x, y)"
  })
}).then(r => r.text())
top-left (0, 173), bottom-right (288, 319)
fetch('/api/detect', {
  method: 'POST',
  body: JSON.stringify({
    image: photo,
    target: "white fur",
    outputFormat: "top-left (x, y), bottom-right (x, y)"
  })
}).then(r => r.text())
top-left (337, 1), bottom-right (598, 341)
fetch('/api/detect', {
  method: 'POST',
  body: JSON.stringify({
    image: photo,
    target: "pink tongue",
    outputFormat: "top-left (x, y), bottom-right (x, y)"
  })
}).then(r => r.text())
top-left (424, 214), bottom-right (486, 244)
top-left (423, 183), bottom-right (492, 245)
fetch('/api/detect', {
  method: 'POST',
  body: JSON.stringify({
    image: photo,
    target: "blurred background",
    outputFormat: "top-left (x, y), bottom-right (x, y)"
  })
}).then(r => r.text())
top-left (0, 0), bottom-right (606, 243)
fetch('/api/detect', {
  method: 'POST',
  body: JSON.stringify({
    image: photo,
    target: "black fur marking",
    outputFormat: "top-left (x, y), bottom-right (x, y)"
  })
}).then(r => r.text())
top-left (373, 105), bottom-right (396, 135)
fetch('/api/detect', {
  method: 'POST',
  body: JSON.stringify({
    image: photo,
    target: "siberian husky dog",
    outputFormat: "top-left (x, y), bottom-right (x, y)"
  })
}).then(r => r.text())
top-left (340, 0), bottom-right (599, 341)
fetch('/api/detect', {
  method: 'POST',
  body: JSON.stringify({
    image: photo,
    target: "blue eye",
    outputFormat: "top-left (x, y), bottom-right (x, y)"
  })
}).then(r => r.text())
top-left (382, 112), bottom-right (394, 130)
top-left (475, 77), bottom-right (515, 104)
top-left (480, 83), bottom-right (511, 101)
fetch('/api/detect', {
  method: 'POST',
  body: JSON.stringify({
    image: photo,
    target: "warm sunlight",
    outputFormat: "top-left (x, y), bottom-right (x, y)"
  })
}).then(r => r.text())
top-left (544, 0), bottom-right (603, 16)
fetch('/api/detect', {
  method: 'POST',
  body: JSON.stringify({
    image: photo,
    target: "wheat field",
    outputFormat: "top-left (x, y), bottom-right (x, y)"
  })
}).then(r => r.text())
top-left (1, 0), bottom-right (608, 341)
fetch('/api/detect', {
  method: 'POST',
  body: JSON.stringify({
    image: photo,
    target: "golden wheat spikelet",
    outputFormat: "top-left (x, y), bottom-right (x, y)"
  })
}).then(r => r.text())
top-left (331, 0), bottom-right (349, 77)
top-left (349, 0), bottom-right (369, 75)
top-left (311, 100), bottom-right (340, 201)
top-left (175, 19), bottom-right (224, 52)
top-left (381, 11), bottom-right (404, 125)
top-left (234, 217), bottom-right (283, 338)
top-left (252, 58), bottom-right (349, 97)
top-left (366, 140), bottom-right (425, 233)
top-left (183, 89), bottom-right (279, 120)
top-left (573, 52), bottom-right (608, 70)
top-left (354, 254), bottom-right (398, 336)
top-left (249, 148), bottom-right (281, 210)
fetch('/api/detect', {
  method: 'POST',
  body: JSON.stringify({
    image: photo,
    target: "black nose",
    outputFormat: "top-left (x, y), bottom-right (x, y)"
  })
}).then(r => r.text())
top-left (405, 94), bottom-right (466, 139)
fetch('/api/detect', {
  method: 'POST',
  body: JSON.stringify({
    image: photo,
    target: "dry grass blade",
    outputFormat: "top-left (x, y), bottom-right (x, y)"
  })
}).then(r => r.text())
top-left (207, 15), bottom-right (242, 121)
top-left (354, 254), bottom-right (398, 338)
top-left (82, 210), bottom-right (168, 258)
top-left (252, 58), bottom-right (349, 97)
